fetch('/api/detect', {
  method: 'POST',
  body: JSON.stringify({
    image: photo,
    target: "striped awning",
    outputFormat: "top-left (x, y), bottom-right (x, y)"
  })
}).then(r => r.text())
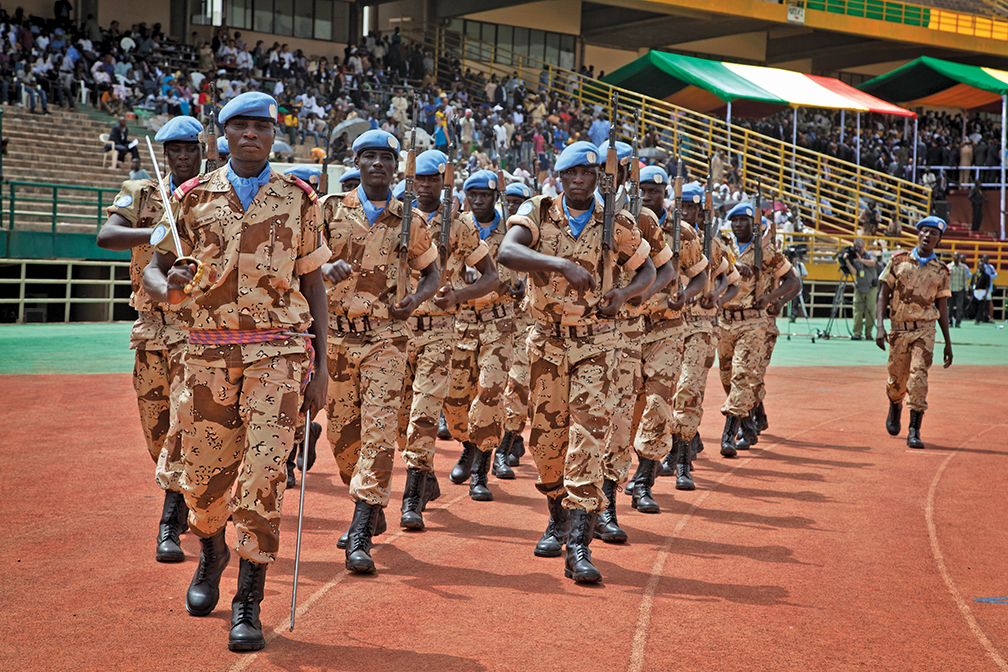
top-left (860, 56), bottom-right (1008, 112)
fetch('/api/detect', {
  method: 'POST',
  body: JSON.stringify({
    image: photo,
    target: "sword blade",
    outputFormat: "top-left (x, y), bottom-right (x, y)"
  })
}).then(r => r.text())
top-left (145, 136), bottom-right (184, 259)
top-left (289, 402), bottom-right (311, 631)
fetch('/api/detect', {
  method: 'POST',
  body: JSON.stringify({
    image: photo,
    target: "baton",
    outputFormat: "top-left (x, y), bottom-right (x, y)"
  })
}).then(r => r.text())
top-left (290, 399), bottom-right (312, 632)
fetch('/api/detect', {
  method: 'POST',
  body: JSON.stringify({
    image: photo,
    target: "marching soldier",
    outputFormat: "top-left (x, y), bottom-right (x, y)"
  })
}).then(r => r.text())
top-left (443, 169), bottom-right (517, 502)
top-left (143, 92), bottom-right (331, 651)
top-left (876, 216), bottom-right (953, 449)
top-left (321, 129), bottom-right (439, 572)
top-left (498, 141), bottom-right (655, 583)
top-left (397, 149), bottom-right (497, 529)
top-left (338, 168), bottom-right (361, 192)
top-left (97, 115), bottom-right (203, 563)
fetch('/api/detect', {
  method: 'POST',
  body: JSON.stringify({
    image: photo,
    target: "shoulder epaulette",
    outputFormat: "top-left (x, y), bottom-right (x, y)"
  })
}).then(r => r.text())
top-left (172, 175), bottom-right (206, 200)
top-left (891, 250), bottom-right (908, 258)
top-left (292, 177), bottom-right (319, 204)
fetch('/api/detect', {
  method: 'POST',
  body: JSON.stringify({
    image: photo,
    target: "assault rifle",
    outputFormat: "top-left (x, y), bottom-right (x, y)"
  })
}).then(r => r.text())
top-left (397, 95), bottom-right (418, 303)
top-left (438, 128), bottom-right (454, 288)
top-left (671, 134), bottom-right (683, 280)
top-left (753, 176), bottom-right (763, 303)
top-left (600, 92), bottom-right (619, 297)
top-left (628, 110), bottom-right (642, 218)
top-left (205, 82), bottom-right (219, 172)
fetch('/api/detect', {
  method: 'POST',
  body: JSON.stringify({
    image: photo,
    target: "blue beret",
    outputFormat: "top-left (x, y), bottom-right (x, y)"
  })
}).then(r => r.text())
top-left (464, 169), bottom-right (499, 192)
top-left (415, 149), bottom-right (448, 177)
top-left (598, 140), bottom-right (632, 166)
top-left (154, 115), bottom-right (202, 144)
top-left (914, 215), bottom-right (947, 233)
top-left (639, 166), bottom-right (669, 186)
top-left (219, 91), bottom-right (278, 124)
top-left (283, 165), bottom-right (321, 184)
top-left (393, 179), bottom-right (406, 199)
top-left (339, 168), bottom-right (360, 184)
top-left (216, 136), bottom-right (230, 156)
top-left (555, 141), bottom-right (601, 171)
top-left (506, 182), bottom-right (532, 198)
top-left (352, 129), bottom-right (400, 155)
top-left (681, 181), bottom-right (704, 204)
top-left (726, 202), bottom-right (755, 220)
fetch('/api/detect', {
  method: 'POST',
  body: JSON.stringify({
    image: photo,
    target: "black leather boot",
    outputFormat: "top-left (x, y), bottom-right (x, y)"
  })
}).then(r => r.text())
top-left (736, 411), bottom-right (758, 450)
top-left (907, 410), bottom-right (925, 449)
top-left (675, 436), bottom-right (695, 491)
top-left (295, 421), bottom-right (321, 472)
top-left (658, 445), bottom-right (676, 477)
top-left (156, 490), bottom-right (187, 563)
top-left (692, 433), bottom-right (704, 457)
top-left (534, 496), bottom-right (570, 558)
top-left (437, 412), bottom-right (452, 440)
top-left (721, 415), bottom-right (741, 458)
top-left (400, 469), bottom-right (429, 530)
top-left (886, 400), bottom-right (902, 436)
top-left (469, 449), bottom-right (494, 501)
top-left (338, 505), bottom-right (386, 549)
top-left (565, 509), bottom-right (601, 583)
top-left (492, 432), bottom-right (516, 479)
top-left (285, 450), bottom-right (297, 489)
top-left (186, 527), bottom-right (230, 616)
top-left (508, 432), bottom-right (525, 467)
top-left (228, 559), bottom-right (267, 651)
top-left (624, 458), bottom-right (648, 498)
top-left (630, 458), bottom-right (661, 513)
top-left (345, 500), bottom-right (384, 573)
top-left (449, 441), bottom-right (477, 485)
top-left (421, 472), bottom-right (441, 511)
top-left (753, 401), bottom-right (769, 433)
top-left (594, 479), bottom-right (626, 543)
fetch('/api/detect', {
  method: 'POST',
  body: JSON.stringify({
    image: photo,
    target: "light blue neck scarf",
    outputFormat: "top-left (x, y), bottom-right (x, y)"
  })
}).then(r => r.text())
top-left (477, 210), bottom-right (500, 240)
top-left (563, 196), bottom-right (593, 239)
top-left (357, 184), bottom-right (391, 226)
top-left (225, 160), bottom-right (271, 211)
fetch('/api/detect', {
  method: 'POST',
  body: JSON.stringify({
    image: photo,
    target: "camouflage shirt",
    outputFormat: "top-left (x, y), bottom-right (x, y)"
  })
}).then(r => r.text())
top-left (722, 232), bottom-right (791, 310)
top-left (461, 211), bottom-right (514, 311)
top-left (412, 207), bottom-right (489, 317)
top-left (879, 249), bottom-right (952, 322)
top-left (636, 207), bottom-right (706, 321)
top-left (690, 232), bottom-right (740, 318)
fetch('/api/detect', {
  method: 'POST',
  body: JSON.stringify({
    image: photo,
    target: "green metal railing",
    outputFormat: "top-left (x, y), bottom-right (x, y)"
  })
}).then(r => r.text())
top-left (1, 181), bottom-right (122, 231)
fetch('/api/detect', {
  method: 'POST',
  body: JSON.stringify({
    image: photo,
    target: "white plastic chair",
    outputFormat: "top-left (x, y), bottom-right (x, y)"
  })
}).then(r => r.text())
top-left (100, 133), bottom-right (118, 169)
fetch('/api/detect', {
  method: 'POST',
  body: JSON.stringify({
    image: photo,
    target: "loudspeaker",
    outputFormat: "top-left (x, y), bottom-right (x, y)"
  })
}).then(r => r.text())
top-left (932, 200), bottom-right (951, 222)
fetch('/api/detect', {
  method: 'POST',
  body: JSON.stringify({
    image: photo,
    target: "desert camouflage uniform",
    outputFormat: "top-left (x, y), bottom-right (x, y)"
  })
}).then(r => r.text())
top-left (108, 178), bottom-right (188, 492)
top-left (323, 189), bottom-right (437, 507)
top-left (156, 168), bottom-right (328, 564)
top-left (753, 314), bottom-right (780, 405)
top-left (396, 208), bottom-right (489, 470)
top-left (442, 212), bottom-right (516, 456)
top-left (718, 234), bottom-right (791, 417)
top-left (879, 250), bottom-right (951, 412)
top-left (508, 195), bottom-right (649, 513)
top-left (502, 294), bottom-right (534, 435)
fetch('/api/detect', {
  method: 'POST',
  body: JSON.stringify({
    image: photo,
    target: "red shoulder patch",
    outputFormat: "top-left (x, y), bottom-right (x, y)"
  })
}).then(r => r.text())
top-left (172, 176), bottom-right (202, 200)
top-left (293, 177), bottom-right (319, 203)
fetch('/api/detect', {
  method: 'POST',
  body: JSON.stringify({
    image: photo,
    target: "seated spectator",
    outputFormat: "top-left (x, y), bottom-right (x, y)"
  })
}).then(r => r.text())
top-left (106, 116), bottom-right (139, 162)
top-left (129, 157), bottom-right (151, 180)
top-left (17, 65), bottom-right (48, 114)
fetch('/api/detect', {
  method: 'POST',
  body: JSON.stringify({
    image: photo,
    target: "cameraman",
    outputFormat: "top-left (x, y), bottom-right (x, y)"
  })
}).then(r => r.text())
top-left (846, 239), bottom-right (878, 340)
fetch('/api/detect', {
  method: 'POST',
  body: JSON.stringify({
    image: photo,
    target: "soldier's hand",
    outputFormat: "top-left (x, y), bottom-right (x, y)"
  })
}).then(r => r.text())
top-left (736, 263), bottom-right (754, 279)
top-left (943, 343), bottom-right (953, 368)
top-left (433, 285), bottom-right (457, 310)
top-left (301, 374), bottom-right (326, 417)
top-left (464, 266), bottom-right (479, 285)
top-left (666, 290), bottom-right (686, 312)
top-left (767, 299), bottom-right (782, 316)
top-left (875, 328), bottom-right (887, 351)
top-left (508, 276), bottom-right (526, 301)
top-left (698, 291), bottom-right (716, 309)
top-left (322, 260), bottom-right (354, 284)
top-left (561, 260), bottom-right (596, 293)
top-left (598, 288), bottom-right (624, 318)
top-left (754, 295), bottom-right (771, 311)
top-left (391, 294), bottom-right (418, 320)
top-left (166, 261), bottom-right (196, 304)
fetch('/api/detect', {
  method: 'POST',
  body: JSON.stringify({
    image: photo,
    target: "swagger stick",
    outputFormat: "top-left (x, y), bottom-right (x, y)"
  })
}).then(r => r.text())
top-left (289, 399), bottom-right (312, 631)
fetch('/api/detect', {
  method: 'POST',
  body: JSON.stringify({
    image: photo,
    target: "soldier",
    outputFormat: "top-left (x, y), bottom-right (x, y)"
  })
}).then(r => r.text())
top-left (216, 136), bottom-right (230, 162)
top-left (397, 149), bottom-right (497, 529)
top-left (442, 169), bottom-right (517, 502)
top-left (143, 91), bottom-right (331, 652)
top-left (717, 202), bottom-right (799, 457)
top-left (321, 129), bottom-right (439, 573)
top-left (876, 216), bottom-right (953, 449)
top-left (498, 141), bottom-right (655, 583)
top-left (96, 115), bottom-right (203, 563)
top-left (339, 167), bottom-right (361, 192)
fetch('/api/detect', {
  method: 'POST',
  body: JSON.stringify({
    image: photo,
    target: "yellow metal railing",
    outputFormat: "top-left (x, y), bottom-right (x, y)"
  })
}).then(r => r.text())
top-left (800, 0), bottom-right (1008, 40)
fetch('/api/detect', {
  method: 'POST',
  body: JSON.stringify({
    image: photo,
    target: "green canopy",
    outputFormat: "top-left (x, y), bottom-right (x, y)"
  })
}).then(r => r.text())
top-left (859, 56), bottom-right (1008, 111)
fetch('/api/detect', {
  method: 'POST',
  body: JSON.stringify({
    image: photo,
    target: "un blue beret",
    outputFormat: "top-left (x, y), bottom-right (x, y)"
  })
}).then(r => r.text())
top-left (681, 181), bottom-right (704, 204)
top-left (339, 168), bottom-right (360, 184)
top-left (555, 141), bottom-right (601, 171)
top-left (597, 140), bottom-right (632, 166)
top-left (639, 166), bottom-right (669, 186)
top-left (464, 170), bottom-right (499, 192)
top-left (506, 182), bottom-right (532, 198)
top-left (726, 202), bottom-right (755, 220)
top-left (283, 165), bottom-right (321, 184)
top-left (219, 91), bottom-right (278, 124)
top-left (154, 115), bottom-right (202, 144)
top-left (416, 150), bottom-right (449, 177)
top-left (393, 179), bottom-right (406, 199)
top-left (914, 215), bottom-right (947, 233)
top-left (353, 129), bottom-right (400, 155)
top-left (216, 136), bottom-right (230, 156)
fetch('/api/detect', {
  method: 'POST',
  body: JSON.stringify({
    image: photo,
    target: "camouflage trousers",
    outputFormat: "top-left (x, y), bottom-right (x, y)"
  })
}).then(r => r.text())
top-left (602, 317), bottom-right (643, 483)
top-left (326, 334), bottom-right (408, 508)
top-left (177, 351), bottom-right (304, 564)
top-left (397, 325), bottom-right (457, 471)
top-left (527, 324), bottom-right (620, 514)
top-left (886, 325), bottom-right (935, 412)
top-left (672, 316), bottom-right (717, 441)
top-left (132, 345), bottom-right (187, 493)
top-left (718, 316), bottom-right (768, 417)
top-left (633, 321), bottom-right (688, 462)
top-left (754, 317), bottom-right (780, 404)
top-left (502, 313), bottom-right (534, 434)
top-left (442, 313), bottom-right (514, 454)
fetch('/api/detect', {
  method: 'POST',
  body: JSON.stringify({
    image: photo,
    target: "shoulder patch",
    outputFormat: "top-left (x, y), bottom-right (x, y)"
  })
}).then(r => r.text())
top-left (173, 175), bottom-right (204, 200)
top-left (517, 201), bottom-right (534, 217)
top-left (149, 223), bottom-right (169, 246)
top-left (115, 194), bottom-right (133, 208)
top-left (293, 177), bottom-right (319, 203)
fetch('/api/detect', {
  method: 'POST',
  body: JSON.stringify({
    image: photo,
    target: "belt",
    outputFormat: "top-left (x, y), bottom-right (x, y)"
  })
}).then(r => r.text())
top-left (891, 320), bottom-right (932, 331)
top-left (643, 315), bottom-right (684, 332)
top-left (721, 308), bottom-right (764, 322)
top-left (332, 315), bottom-right (392, 334)
top-left (458, 302), bottom-right (514, 324)
top-left (541, 320), bottom-right (616, 339)
top-left (684, 312), bottom-right (716, 324)
top-left (410, 314), bottom-right (455, 332)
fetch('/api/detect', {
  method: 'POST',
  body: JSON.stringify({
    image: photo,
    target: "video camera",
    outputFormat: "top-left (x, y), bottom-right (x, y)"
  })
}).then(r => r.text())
top-left (784, 244), bottom-right (807, 262)
top-left (837, 245), bottom-right (858, 275)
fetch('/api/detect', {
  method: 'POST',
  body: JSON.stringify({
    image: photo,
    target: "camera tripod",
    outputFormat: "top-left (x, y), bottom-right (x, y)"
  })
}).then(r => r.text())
top-left (786, 281), bottom-right (815, 343)
top-left (816, 273), bottom-right (852, 340)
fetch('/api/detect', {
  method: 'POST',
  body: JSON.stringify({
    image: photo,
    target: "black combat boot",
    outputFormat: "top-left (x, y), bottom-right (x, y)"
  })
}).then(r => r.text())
top-left (508, 432), bottom-right (526, 466)
top-left (228, 559), bottom-right (267, 652)
top-left (594, 479), bottom-right (626, 543)
top-left (630, 458), bottom-right (661, 513)
top-left (186, 527), bottom-right (230, 616)
top-left (721, 415), bottom-right (741, 458)
top-left (692, 433), bottom-right (704, 457)
top-left (753, 401), bottom-right (769, 433)
top-left (534, 496), bottom-right (570, 558)
top-left (437, 412), bottom-right (452, 440)
top-left (736, 411), bottom-right (758, 450)
top-left (675, 436), bottom-right (695, 491)
top-left (285, 450), bottom-right (297, 489)
top-left (886, 400), bottom-right (902, 436)
top-left (345, 500), bottom-right (384, 573)
top-left (449, 441), bottom-right (477, 485)
top-left (156, 490), bottom-right (188, 563)
top-left (422, 472), bottom-right (441, 511)
top-left (337, 505), bottom-right (386, 550)
top-left (295, 421), bottom-right (321, 472)
top-left (492, 432), bottom-right (516, 479)
top-left (658, 444), bottom-right (676, 478)
top-left (400, 469), bottom-right (429, 530)
top-left (907, 410), bottom-right (925, 449)
top-left (565, 509), bottom-right (602, 583)
top-left (469, 449), bottom-right (494, 501)
top-left (624, 457), bottom-right (648, 498)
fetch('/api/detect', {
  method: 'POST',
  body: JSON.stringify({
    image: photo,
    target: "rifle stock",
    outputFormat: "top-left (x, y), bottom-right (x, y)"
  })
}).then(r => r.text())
top-left (438, 137), bottom-right (454, 288)
top-left (703, 155), bottom-right (714, 274)
top-left (600, 92), bottom-right (619, 298)
top-left (671, 136), bottom-right (683, 280)
top-left (397, 96), bottom-right (418, 304)
top-left (628, 110), bottom-right (641, 218)
top-left (753, 177), bottom-right (763, 304)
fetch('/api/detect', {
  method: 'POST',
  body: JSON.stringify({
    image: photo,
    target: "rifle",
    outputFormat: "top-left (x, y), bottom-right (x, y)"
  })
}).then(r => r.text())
top-left (753, 177), bottom-right (763, 304)
top-left (600, 92), bottom-right (619, 298)
top-left (318, 149), bottom-right (330, 196)
top-left (397, 95), bottom-right (418, 304)
top-left (495, 142), bottom-right (508, 224)
top-left (628, 110), bottom-right (642, 218)
top-left (703, 154), bottom-right (714, 275)
top-left (205, 82), bottom-right (219, 172)
top-left (671, 134), bottom-right (683, 280)
top-left (438, 128), bottom-right (454, 288)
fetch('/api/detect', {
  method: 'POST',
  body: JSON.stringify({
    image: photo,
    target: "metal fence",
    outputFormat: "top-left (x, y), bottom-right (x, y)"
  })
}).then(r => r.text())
top-left (1, 181), bottom-right (122, 232)
top-left (0, 258), bottom-right (132, 323)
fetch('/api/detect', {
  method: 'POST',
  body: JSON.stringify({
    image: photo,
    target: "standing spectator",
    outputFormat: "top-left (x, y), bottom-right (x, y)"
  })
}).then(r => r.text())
top-left (860, 201), bottom-right (879, 237)
top-left (959, 140), bottom-right (972, 186)
top-left (788, 247), bottom-right (809, 322)
top-left (846, 238), bottom-right (878, 340)
top-left (969, 181), bottom-right (987, 232)
top-left (885, 207), bottom-right (902, 238)
top-left (972, 254), bottom-right (998, 324)
top-left (948, 252), bottom-right (971, 328)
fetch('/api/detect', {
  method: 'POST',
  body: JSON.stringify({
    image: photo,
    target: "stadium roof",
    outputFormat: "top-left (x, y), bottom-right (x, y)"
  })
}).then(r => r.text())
top-left (600, 50), bottom-right (915, 118)
top-left (859, 56), bottom-right (1008, 112)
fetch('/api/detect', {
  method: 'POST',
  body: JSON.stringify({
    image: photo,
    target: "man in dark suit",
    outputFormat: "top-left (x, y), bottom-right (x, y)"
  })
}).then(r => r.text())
top-left (108, 116), bottom-right (139, 163)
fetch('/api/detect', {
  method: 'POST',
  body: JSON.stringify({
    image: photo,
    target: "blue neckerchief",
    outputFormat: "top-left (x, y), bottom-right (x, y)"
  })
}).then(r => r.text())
top-left (738, 240), bottom-right (752, 255)
top-left (225, 160), bottom-right (271, 211)
top-left (563, 196), bottom-right (593, 239)
top-left (168, 174), bottom-right (177, 193)
top-left (912, 247), bottom-right (936, 267)
top-left (418, 202), bottom-right (439, 223)
top-left (477, 210), bottom-right (500, 240)
top-left (357, 184), bottom-right (391, 226)
top-left (657, 210), bottom-right (667, 227)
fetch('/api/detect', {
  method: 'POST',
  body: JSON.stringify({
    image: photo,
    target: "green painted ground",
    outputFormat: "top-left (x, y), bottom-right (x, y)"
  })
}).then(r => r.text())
top-left (0, 318), bottom-right (1005, 375)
